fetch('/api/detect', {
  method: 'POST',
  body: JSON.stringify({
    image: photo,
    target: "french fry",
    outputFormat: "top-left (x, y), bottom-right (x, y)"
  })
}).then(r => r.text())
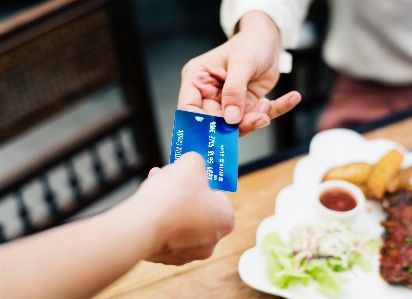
top-left (355, 183), bottom-right (369, 198)
top-left (387, 165), bottom-right (412, 193)
top-left (322, 162), bottom-right (373, 184)
top-left (366, 149), bottom-right (404, 199)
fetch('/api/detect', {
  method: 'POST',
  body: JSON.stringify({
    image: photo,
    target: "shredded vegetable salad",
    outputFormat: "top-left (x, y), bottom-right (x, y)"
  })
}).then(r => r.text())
top-left (263, 221), bottom-right (381, 296)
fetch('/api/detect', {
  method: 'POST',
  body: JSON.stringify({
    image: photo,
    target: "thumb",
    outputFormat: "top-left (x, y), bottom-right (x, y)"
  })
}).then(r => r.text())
top-left (222, 58), bottom-right (255, 124)
top-left (148, 167), bottom-right (161, 177)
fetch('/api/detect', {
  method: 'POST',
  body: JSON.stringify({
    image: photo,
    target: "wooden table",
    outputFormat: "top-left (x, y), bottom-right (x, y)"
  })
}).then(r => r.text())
top-left (93, 117), bottom-right (412, 299)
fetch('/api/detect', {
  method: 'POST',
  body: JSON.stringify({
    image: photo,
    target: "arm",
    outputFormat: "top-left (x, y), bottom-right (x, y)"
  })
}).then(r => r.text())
top-left (0, 152), bottom-right (234, 299)
top-left (179, 1), bottom-right (311, 136)
top-left (220, 0), bottom-right (312, 50)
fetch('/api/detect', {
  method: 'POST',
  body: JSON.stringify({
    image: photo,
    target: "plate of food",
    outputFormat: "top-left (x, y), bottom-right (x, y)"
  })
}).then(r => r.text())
top-left (238, 128), bottom-right (412, 298)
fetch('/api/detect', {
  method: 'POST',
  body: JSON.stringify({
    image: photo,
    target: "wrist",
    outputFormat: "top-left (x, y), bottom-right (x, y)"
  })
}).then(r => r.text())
top-left (105, 195), bottom-right (162, 261)
top-left (238, 11), bottom-right (280, 37)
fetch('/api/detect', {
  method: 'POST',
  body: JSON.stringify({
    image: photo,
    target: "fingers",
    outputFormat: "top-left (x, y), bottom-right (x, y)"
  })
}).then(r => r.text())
top-left (177, 151), bottom-right (206, 170)
top-left (210, 190), bottom-right (235, 238)
top-left (238, 91), bottom-right (301, 136)
top-left (252, 98), bottom-right (271, 115)
top-left (238, 113), bottom-right (270, 137)
top-left (148, 167), bottom-right (161, 177)
top-left (177, 51), bottom-right (226, 116)
top-left (201, 99), bottom-right (224, 117)
top-left (238, 98), bottom-right (272, 136)
top-left (177, 60), bottom-right (204, 111)
top-left (268, 91), bottom-right (301, 119)
top-left (222, 58), bottom-right (256, 124)
top-left (177, 83), bottom-right (204, 113)
top-left (142, 151), bottom-right (234, 267)
top-left (175, 153), bottom-right (234, 241)
top-left (148, 152), bottom-right (207, 180)
top-left (147, 244), bottom-right (216, 266)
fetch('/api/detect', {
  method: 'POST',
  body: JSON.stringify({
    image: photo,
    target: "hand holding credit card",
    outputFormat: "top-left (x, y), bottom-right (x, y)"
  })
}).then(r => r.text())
top-left (169, 110), bottom-right (239, 192)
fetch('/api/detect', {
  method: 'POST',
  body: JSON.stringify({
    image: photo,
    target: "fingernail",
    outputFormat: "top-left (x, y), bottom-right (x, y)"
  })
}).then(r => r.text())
top-left (289, 94), bottom-right (301, 106)
top-left (259, 101), bottom-right (270, 114)
top-left (225, 105), bottom-right (241, 124)
top-left (255, 118), bottom-right (270, 129)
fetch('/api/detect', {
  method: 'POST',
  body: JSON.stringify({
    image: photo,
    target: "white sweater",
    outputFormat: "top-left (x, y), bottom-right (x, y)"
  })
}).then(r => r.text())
top-left (220, 0), bottom-right (412, 85)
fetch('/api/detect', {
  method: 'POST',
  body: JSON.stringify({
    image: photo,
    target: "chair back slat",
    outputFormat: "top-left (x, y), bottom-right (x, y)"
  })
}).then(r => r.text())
top-left (15, 191), bottom-right (33, 234)
top-left (0, 223), bottom-right (7, 243)
top-left (41, 176), bottom-right (59, 215)
top-left (90, 147), bottom-right (106, 185)
top-left (113, 133), bottom-right (128, 171)
top-left (66, 161), bottom-right (83, 200)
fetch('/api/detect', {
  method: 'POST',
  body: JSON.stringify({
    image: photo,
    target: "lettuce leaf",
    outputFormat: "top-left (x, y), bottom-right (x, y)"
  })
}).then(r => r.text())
top-left (306, 259), bottom-right (348, 296)
top-left (263, 232), bottom-right (350, 296)
top-left (263, 233), bottom-right (310, 288)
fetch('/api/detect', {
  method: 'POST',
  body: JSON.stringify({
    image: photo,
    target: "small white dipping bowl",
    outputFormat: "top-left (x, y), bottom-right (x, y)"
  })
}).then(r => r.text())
top-left (315, 180), bottom-right (366, 225)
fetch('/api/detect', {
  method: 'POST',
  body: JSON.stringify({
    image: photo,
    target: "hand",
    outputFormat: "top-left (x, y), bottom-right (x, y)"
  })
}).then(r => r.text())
top-left (178, 11), bottom-right (301, 137)
top-left (133, 152), bottom-right (235, 265)
top-left (0, 153), bottom-right (234, 299)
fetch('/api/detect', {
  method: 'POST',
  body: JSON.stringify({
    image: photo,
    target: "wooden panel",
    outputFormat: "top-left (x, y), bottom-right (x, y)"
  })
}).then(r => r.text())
top-left (0, 0), bottom-right (76, 35)
top-left (0, 2), bottom-right (120, 143)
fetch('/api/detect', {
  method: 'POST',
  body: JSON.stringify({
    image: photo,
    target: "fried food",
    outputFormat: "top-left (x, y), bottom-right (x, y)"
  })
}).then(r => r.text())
top-left (322, 149), bottom-right (407, 200)
top-left (387, 165), bottom-right (412, 194)
top-left (322, 162), bottom-right (373, 184)
top-left (367, 150), bottom-right (404, 199)
top-left (355, 183), bottom-right (370, 198)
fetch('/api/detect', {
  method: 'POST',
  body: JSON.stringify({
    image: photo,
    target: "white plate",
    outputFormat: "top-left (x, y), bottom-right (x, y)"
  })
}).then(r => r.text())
top-left (238, 129), bottom-right (412, 299)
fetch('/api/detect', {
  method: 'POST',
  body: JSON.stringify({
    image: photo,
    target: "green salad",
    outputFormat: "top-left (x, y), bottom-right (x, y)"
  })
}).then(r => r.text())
top-left (263, 221), bottom-right (381, 296)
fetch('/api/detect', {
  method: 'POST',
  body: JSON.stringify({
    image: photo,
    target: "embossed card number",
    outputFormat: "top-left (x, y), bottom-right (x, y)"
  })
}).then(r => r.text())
top-left (169, 110), bottom-right (239, 192)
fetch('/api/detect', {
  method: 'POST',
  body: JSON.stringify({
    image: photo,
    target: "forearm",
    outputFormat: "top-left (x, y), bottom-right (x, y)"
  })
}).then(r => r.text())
top-left (0, 198), bottom-right (157, 299)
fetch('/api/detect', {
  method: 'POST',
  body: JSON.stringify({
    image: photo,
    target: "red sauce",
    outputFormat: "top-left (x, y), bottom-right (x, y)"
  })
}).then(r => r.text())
top-left (320, 188), bottom-right (357, 212)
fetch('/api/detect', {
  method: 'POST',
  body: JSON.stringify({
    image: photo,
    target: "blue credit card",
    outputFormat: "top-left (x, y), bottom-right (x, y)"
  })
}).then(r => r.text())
top-left (169, 110), bottom-right (239, 192)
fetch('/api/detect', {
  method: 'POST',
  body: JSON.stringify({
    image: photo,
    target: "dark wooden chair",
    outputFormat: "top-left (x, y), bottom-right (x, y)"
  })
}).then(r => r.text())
top-left (0, 0), bottom-right (163, 242)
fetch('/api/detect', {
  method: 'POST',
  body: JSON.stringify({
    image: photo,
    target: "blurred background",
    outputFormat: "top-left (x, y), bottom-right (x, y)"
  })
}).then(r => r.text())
top-left (0, 0), bottom-right (331, 237)
top-left (0, 0), bottom-right (330, 164)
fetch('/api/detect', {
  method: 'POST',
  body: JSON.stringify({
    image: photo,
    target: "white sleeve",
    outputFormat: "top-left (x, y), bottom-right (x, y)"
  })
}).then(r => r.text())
top-left (220, 0), bottom-right (311, 50)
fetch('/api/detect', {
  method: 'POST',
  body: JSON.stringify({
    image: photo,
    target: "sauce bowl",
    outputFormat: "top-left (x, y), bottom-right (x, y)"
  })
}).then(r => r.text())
top-left (315, 180), bottom-right (366, 225)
